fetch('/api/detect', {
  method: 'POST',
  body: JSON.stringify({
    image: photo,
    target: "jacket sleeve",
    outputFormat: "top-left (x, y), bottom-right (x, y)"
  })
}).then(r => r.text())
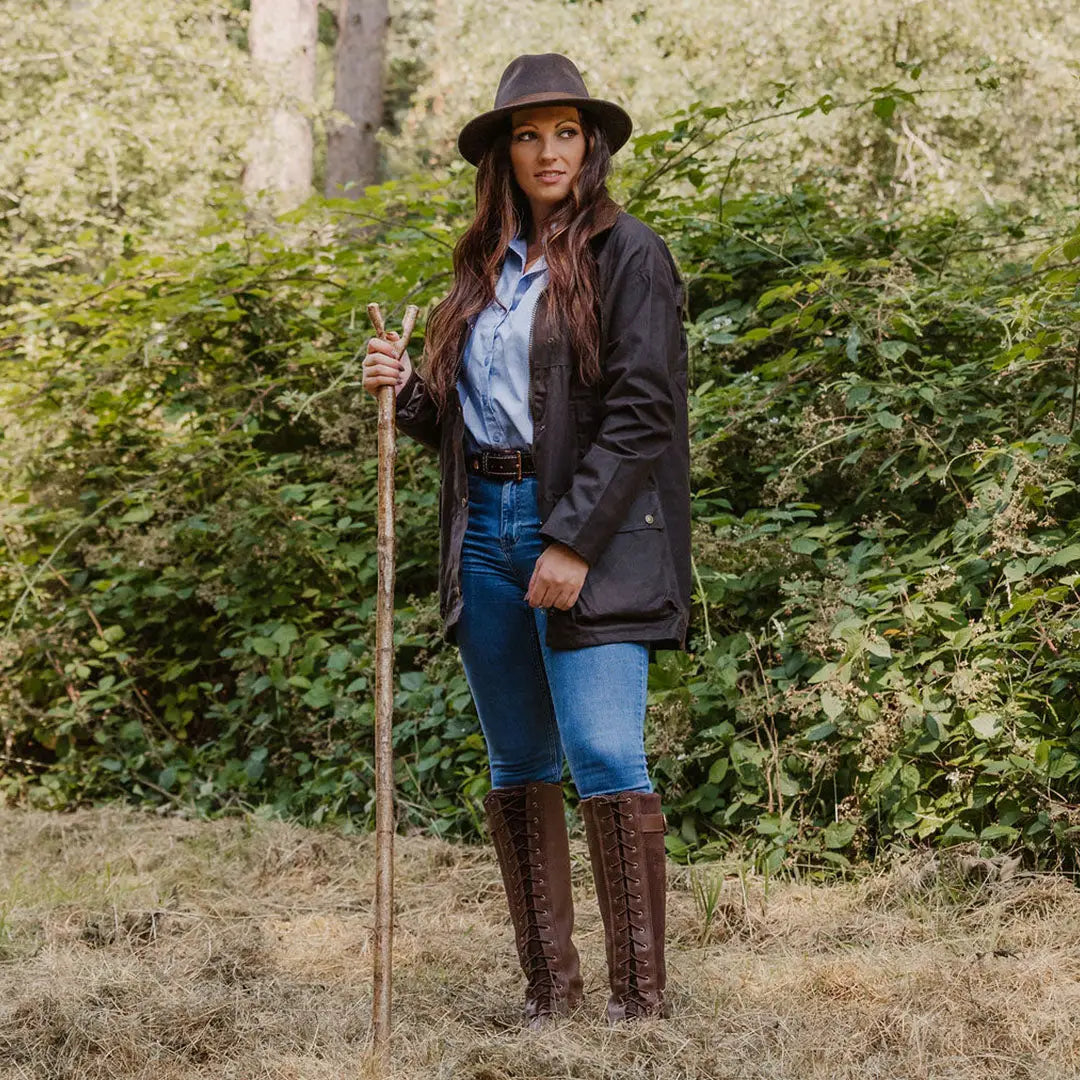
top-left (394, 365), bottom-right (442, 451)
top-left (538, 233), bottom-right (682, 565)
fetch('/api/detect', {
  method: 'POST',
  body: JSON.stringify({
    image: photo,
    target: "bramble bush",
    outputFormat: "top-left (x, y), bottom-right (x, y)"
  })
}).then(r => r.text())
top-left (2, 98), bottom-right (1079, 873)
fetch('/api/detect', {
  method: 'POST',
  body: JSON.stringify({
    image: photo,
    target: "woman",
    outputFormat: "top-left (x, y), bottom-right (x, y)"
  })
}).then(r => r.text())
top-left (362, 53), bottom-right (690, 1026)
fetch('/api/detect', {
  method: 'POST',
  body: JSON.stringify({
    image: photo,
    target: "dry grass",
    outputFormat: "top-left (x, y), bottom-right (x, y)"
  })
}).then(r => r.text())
top-left (1, 807), bottom-right (1078, 1079)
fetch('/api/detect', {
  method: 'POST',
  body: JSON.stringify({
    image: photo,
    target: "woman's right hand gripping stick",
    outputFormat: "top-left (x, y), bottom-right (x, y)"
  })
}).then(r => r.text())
top-left (362, 330), bottom-right (413, 398)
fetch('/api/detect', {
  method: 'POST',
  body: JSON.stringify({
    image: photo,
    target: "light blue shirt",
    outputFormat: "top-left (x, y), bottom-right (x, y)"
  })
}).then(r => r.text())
top-left (457, 233), bottom-right (549, 453)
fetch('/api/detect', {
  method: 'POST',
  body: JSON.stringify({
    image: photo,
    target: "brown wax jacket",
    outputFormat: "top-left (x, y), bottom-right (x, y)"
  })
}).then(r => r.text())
top-left (394, 209), bottom-right (691, 654)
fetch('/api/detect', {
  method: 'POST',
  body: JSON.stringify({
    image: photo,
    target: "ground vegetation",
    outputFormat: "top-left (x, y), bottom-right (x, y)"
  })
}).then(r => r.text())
top-left (1, 806), bottom-right (1077, 1079)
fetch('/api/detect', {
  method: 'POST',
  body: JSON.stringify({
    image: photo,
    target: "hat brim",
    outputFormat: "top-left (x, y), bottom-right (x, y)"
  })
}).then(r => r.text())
top-left (457, 96), bottom-right (633, 166)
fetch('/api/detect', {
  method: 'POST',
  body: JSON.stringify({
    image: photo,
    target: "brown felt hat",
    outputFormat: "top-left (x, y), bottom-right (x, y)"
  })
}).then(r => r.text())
top-left (457, 53), bottom-right (633, 166)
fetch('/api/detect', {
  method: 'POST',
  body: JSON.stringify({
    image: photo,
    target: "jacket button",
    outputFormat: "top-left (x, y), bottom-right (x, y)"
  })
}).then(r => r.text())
top-left (645, 514), bottom-right (655, 524)
top-left (461, 497), bottom-right (468, 507)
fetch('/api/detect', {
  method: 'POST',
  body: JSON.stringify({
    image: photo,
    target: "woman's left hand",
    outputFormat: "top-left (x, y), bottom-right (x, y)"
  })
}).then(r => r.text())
top-left (526, 543), bottom-right (589, 610)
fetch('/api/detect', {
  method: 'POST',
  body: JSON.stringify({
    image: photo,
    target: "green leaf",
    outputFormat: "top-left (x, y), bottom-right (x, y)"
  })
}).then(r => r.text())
top-left (1050, 544), bottom-right (1080, 567)
top-left (740, 326), bottom-right (773, 343)
top-left (942, 822), bottom-right (978, 840)
top-left (857, 697), bottom-right (880, 723)
top-left (707, 758), bottom-right (729, 784)
top-left (877, 340), bottom-right (908, 360)
top-left (823, 820), bottom-right (857, 849)
top-left (845, 325), bottom-right (860, 362)
top-left (245, 748), bottom-right (267, 783)
top-left (873, 96), bottom-right (897, 122)
top-left (326, 647), bottom-right (351, 673)
top-left (251, 637), bottom-right (277, 657)
top-left (271, 623), bottom-right (300, 649)
top-left (874, 410), bottom-right (903, 430)
top-left (757, 284), bottom-right (795, 309)
top-left (269, 661), bottom-right (289, 691)
top-left (808, 662), bottom-right (838, 685)
top-left (302, 680), bottom-right (333, 709)
top-left (979, 823), bottom-right (1019, 841)
top-left (1004, 559), bottom-right (1028, 582)
top-left (819, 850), bottom-right (852, 868)
top-left (400, 671), bottom-right (425, 692)
top-left (820, 691), bottom-right (844, 720)
top-left (1049, 751), bottom-right (1079, 779)
top-left (864, 637), bottom-right (892, 659)
top-left (119, 505), bottom-right (155, 524)
top-left (969, 713), bottom-right (1000, 739)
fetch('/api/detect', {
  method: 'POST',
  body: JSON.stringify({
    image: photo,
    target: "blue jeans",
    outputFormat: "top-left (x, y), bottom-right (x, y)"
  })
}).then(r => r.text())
top-left (456, 471), bottom-right (652, 798)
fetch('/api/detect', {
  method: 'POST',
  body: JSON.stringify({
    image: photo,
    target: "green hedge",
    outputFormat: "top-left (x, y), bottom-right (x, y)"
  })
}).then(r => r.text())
top-left (3, 118), bottom-right (1079, 874)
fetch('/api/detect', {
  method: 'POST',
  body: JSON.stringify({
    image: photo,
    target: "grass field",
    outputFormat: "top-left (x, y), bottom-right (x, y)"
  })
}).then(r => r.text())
top-left (1, 806), bottom-right (1078, 1079)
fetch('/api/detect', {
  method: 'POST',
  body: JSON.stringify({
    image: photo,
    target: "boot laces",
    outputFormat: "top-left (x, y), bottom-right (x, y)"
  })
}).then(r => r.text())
top-left (597, 799), bottom-right (655, 995)
top-left (493, 797), bottom-right (561, 1004)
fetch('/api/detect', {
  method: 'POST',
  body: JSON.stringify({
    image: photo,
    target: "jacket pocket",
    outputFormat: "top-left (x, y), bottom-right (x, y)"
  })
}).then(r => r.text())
top-left (571, 484), bottom-right (676, 624)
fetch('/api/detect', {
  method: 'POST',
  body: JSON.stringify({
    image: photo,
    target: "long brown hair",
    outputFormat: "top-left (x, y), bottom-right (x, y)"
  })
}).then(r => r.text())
top-left (421, 111), bottom-right (621, 413)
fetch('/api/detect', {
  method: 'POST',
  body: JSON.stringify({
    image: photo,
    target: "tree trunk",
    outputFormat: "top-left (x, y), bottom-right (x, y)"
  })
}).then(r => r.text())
top-left (244, 0), bottom-right (317, 208)
top-left (325, 0), bottom-right (389, 198)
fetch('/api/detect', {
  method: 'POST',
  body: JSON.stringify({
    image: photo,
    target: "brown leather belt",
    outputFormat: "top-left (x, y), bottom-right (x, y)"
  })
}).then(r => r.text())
top-left (466, 448), bottom-right (536, 481)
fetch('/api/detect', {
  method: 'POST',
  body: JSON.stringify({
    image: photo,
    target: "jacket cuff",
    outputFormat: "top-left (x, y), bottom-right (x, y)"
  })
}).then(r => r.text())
top-left (537, 521), bottom-right (594, 566)
top-left (394, 367), bottom-right (423, 415)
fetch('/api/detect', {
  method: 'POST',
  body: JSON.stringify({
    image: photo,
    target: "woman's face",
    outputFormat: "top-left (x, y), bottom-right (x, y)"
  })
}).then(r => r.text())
top-left (508, 104), bottom-right (587, 225)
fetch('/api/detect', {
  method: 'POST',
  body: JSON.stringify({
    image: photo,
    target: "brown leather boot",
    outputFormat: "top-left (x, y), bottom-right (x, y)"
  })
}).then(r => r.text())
top-left (581, 790), bottom-right (668, 1022)
top-left (483, 782), bottom-right (584, 1028)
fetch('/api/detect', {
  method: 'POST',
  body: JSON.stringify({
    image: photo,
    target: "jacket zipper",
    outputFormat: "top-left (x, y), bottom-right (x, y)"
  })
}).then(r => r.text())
top-left (527, 291), bottom-right (540, 461)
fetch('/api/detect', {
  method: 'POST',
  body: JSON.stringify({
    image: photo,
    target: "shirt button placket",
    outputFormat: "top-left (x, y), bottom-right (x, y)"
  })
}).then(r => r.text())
top-left (488, 323), bottom-right (504, 441)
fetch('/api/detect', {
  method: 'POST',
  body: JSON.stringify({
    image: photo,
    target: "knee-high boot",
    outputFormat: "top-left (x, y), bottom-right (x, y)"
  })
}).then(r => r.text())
top-left (483, 782), bottom-right (584, 1027)
top-left (580, 790), bottom-right (668, 1021)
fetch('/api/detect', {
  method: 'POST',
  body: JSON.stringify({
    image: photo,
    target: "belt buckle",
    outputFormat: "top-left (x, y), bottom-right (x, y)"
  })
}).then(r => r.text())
top-left (514, 450), bottom-right (522, 482)
top-left (480, 450), bottom-right (492, 476)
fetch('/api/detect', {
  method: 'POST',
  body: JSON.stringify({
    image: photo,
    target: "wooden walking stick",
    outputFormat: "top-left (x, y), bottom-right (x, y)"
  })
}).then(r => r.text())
top-left (366, 300), bottom-right (419, 1066)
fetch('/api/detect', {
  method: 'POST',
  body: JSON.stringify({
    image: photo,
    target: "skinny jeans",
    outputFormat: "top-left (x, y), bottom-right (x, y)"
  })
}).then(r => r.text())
top-left (456, 470), bottom-right (652, 798)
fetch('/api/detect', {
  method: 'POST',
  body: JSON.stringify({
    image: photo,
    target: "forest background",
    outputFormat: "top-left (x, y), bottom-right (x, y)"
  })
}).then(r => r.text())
top-left (3, 0), bottom-right (1080, 876)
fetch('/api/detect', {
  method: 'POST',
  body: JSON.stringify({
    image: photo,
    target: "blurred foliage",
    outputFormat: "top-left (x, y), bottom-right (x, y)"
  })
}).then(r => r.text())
top-left (8, 0), bottom-right (1080, 274)
top-left (0, 0), bottom-right (257, 269)
top-left (390, 0), bottom-right (1080, 211)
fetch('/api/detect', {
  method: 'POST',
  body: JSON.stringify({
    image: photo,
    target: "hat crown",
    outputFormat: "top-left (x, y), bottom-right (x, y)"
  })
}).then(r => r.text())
top-left (456, 52), bottom-right (631, 166)
top-left (493, 53), bottom-right (591, 110)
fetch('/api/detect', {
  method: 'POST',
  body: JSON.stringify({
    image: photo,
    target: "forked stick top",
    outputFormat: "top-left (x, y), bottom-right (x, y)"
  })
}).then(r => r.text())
top-left (399, 305), bottom-right (419, 346)
top-left (367, 302), bottom-right (420, 354)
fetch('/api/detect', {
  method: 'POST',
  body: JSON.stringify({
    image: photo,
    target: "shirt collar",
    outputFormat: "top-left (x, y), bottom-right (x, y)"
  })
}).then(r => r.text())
top-left (507, 231), bottom-right (547, 273)
top-left (508, 233), bottom-right (527, 260)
